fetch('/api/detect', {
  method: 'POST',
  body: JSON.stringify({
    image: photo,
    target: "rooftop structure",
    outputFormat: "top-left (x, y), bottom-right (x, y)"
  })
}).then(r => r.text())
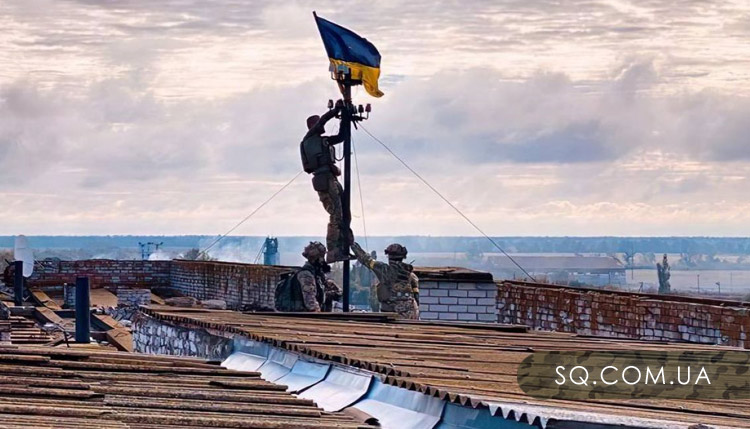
top-left (488, 255), bottom-right (625, 271)
top-left (0, 344), bottom-right (366, 428)
top-left (8, 259), bottom-right (750, 348)
top-left (139, 306), bottom-right (750, 428)
top-left (4, 256), bottom-right (750, 427)
top-left (488, 255), bottom-right (627, 286)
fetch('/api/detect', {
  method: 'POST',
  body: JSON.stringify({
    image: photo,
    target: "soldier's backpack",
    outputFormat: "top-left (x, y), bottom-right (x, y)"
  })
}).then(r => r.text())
top-left (274, 271), bottom-right (306, 312)
top-left (300, 134), bottom-right (335, 174)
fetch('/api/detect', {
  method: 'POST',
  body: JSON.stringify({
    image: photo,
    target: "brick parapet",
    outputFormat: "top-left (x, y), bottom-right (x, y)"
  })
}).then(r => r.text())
top-left (497, 281), bottom-right (750, 348)
top-left (8, 259), bottom-right (171, 290)
top-left (132, 312), bottom-right (232, 360)
top-left (419, 280), bottom-right (498, 322)
top-left (168, 260), bottom-right (294, 311)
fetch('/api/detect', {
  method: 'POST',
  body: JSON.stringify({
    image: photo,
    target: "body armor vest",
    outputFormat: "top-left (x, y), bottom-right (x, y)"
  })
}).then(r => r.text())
top-left (301, 134), bottom-right (336, 174)
top-left (391, 262), bottom-right (413, 294)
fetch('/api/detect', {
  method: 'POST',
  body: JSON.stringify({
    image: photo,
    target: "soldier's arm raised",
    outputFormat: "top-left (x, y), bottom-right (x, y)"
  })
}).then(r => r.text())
top-left (297, 271), bottom-right (321, 312)
top-left (352, 242), bottom-right (388, 278)
top-left (304, 104), bottom-right (341, 139)
top-left (328, 116), bottom-right (345, 145)
top-left (352, 242), bottom-right (380, 268)
top-left (351, 242), bottom-right (372, 266)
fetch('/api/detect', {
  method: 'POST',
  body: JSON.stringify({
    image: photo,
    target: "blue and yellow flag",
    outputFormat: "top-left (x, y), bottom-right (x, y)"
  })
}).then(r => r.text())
top-left (314, 13), bottom-right (383, 98)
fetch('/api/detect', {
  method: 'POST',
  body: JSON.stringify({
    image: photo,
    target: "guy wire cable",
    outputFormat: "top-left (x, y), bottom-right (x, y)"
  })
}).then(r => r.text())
top-left (253, 239), bottom-right (266, 264)
top-left (200, 170), bottom-right (304, 257)
top-left (357, 124), bottom-right (536, 281)
top-left (352, 134), bottom-right (369, 249)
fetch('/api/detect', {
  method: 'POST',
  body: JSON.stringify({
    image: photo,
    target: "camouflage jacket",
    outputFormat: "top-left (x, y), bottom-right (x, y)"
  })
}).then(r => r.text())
top-left (352, 245), bottom-right (419, 301)
top-left (296, 263), bottom-right (326, 312)
top-left (296, 263), bottom-right (341, 312)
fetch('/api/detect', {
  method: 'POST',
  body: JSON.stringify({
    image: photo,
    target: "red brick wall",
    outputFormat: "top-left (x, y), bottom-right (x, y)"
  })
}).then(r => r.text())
top-left (9, 260), bottom-right (171, 289)
top-left (498, 281), bottom-right (750, 348)
top-left (169, 260), bottom-right (294, 310)
top-left (10, 259), bottom-right (295, 311)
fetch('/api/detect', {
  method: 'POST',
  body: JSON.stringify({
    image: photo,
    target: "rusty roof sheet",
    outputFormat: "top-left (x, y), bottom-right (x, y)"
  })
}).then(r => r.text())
top-left (2, 315), bottom-right (54, 345)
top-left (142, 306), bottom-right (750, 428)
top-left (0, 345), bottom-right (367, 428)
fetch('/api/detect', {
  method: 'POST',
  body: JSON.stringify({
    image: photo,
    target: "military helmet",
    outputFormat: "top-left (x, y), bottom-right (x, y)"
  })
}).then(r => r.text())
top-left (302, 241), bottom-right (326, 260)
top-left (384, 243), bottom-right (408, 259)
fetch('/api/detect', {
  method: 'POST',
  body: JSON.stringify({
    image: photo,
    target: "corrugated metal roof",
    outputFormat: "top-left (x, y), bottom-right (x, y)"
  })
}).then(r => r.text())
top-left (3, 315), bottom-right (54, 345)
top-left (0, 344), bottom-right (368, 428)
top-left (142, 307), bottom-right (750, 428)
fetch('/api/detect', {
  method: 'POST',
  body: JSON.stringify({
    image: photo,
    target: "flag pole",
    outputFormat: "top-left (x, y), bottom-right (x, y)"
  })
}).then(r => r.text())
top-left (341, 75), bottom-right (352, 313)
top-left (315, 11), bottom-right (375, 312)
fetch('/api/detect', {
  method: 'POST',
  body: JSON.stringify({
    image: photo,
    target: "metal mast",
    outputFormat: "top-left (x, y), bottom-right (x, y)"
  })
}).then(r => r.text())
top-left (331, 66), bottom-right (371, 312)
top-left (342, 77), bottom-right (353, 312)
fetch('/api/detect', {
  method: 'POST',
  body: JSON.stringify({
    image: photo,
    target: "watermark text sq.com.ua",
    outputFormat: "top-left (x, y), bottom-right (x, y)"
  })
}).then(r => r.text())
top-left (554, 365), bottom-right (711, 387)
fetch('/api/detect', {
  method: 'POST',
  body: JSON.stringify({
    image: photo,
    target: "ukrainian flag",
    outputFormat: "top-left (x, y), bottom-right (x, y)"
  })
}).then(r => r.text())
top-left (314, 13), bottom-right (384, 98)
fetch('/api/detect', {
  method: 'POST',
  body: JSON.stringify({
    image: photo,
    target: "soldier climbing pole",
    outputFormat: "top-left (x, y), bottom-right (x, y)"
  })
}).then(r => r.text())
top-left (331, 65), bottom-right (372, 312)
top-left (315, 11), bottom-right (381, 311)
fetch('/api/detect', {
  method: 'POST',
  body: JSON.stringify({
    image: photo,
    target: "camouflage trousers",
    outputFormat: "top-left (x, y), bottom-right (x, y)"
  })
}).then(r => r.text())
top-left (316, 174), bottom-right (352, 261)
top-left (381, 298), bottom-right (419, 320)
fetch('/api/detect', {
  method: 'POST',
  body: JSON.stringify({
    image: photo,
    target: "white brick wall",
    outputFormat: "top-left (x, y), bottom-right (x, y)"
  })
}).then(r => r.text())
top-left (419, 280), bottom-right (497, 322)
top-left (117, 288), bottom-right (152, 307)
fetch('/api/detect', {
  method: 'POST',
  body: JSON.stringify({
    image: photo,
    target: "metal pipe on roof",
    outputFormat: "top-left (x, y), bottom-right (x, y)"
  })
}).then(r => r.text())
top-left (74, 276), bottom-right (91, 343)
top-left (13, 261), bottom-right (24, 306)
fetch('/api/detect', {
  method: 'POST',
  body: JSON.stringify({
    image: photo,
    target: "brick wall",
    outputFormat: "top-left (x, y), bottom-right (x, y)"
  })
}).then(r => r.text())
top-left (12, 260), bottom-right (172, 290)
top-left (63, 284), bottom-right (75, 308)
top-left (419, 281), bottom-right (498, 322)
top-left (498, 281), bottom-right (750, 348)
top-left (412, 268), bottom-right (498, 322)
top-left (132, 312), bottom-right (233, 360)
top-left (169, 260), bottom-right (293, 311)
top-left (117, 288), bottom-right (152, 307)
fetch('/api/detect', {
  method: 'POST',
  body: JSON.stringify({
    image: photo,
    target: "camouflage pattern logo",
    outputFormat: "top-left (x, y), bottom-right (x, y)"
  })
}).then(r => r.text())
top-left (518, 351), bottom-right (750, 400)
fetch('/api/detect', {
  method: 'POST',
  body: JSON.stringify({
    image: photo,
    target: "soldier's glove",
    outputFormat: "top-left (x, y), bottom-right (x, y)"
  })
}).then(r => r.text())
top-left (334, 99), bottom-right (344, 112)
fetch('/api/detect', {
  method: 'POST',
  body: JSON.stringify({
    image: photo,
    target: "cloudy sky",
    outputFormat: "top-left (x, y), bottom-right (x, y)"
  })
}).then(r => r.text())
top-left (1, 0), bottom-right (749, 237)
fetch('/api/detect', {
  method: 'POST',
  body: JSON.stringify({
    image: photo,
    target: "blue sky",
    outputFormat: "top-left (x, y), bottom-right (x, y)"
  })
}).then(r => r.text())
top-left (1, 0), bottom-right (749, 236)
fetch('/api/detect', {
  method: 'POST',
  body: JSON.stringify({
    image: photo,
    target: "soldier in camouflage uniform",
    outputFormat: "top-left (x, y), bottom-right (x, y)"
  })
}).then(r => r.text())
top-left (364, 251), bottom-right (380, 312)
top-left (297, 241), bottom-right (342, 312)
top-left (351, 242), bottom-right (419, 319)
top-left (300, 102), bottom-right (353, 263)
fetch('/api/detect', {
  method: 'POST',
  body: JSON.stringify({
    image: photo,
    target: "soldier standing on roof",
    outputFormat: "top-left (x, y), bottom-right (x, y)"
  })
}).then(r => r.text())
top-left (299, 241), bottom-right (342, 311)
top-left (300, 101), bottom-right (353, 263)
top-left (351, 242), bottom-right (419, 319)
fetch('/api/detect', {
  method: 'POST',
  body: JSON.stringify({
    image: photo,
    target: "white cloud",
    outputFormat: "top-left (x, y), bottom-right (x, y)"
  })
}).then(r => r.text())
top-left (0, 0), bottom-right (749, 236)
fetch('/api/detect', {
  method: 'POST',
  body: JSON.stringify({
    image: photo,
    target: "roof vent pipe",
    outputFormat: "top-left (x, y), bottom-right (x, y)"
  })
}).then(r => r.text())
top-left (75, 276), bottom-right (91, 343)
top-left (13, 261), bottom-right (24, 306)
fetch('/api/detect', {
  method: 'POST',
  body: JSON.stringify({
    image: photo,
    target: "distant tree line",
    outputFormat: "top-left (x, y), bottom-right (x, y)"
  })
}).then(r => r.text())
top-left (4, 236), bottom-right (750, 256)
